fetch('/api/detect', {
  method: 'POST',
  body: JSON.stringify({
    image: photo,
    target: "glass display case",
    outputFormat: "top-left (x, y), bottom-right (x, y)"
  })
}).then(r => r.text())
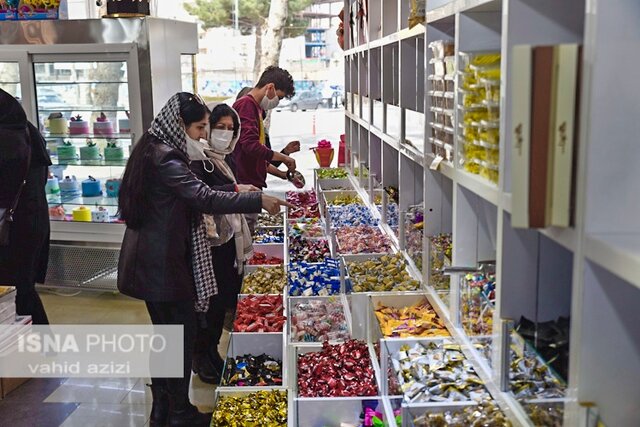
top-left (0, 62), bottom-right (21, 98)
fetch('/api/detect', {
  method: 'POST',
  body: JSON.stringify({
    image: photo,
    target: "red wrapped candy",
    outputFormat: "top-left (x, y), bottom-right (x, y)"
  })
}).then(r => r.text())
top-left (297, 340), bottom-right (378, 397)
top-left (233, 295), bottom-right (286, 333)
top-left (248, 252), bottom-right (284, 265)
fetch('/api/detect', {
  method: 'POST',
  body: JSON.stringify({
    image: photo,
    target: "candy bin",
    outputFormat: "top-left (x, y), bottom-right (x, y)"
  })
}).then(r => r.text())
top-left (288, 258), bottom-right (342, 297)
top-left (460, 269), bottom-right (495, 337)
top-left (257, 212), bottom-right (284, 227)
top-left (219, 331), bottom-right (286, 389)
top-left (252, 227), bottom-right (284, 244)
top-left (404, 205), bottom-right (424, 272)
top-left (247, 243), bottom-right (285, 266)
top-left (240, 266), bottom-right (286, 295)
top-left (404, 400), bottom-right (512, 427)
top-left (289, 235), bottom-right (330, 263)
top-left (288, 295), bottom-right (351, 344)
top-left (428, 233), bottom-right (452, 292)
top-left (336, 225), bottom-right (392, 255)
top-left (233, 294), bottom-right (286, 334)
top-left (212, 389), bottom-right (289, 427)
top-left (288, 217), bottom-right (326, 240)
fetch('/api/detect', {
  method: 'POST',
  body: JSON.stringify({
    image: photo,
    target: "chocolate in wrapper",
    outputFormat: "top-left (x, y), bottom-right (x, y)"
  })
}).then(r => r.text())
top-left (413, 399), bottom-right (511, 426)
top-left (317, 168), bottom-right (349, 179)
top-left (212, 390), bottom-right (287, 426)
top-left (222, 353), bottom-right (283, 387)
top-left (375, 300), bottom-right (449, 338)
top-left (241, 266), bottom-right (286, 294)
top-left (509, 350), bottom-right (566, 400)
top-left (288, 217), bottom-right (326, 239)
top-left (288, 204), bottom-right (321, 219)
top-left (286, 189), bottom-right (318, 206)
top-left (288, 258), bottom-right (341, 296)
top-left (461, 272), bottom-right (495, 336)
top-left (328, 204), bottom-right (379, 228)
top-left (291, 298), bottom-right (350, 343)
top-left (327, 194), bottom-right (363, 206)
top-left (233, 295), bottom-right (286, 333)
top-left (257, 212), bottom-right (284, 227)
top-left (347, 254), bottom-right (420, 292)
top-left (406, 205), bottom-right (424, 270)
top-left (297, 340), bottom-right (378, 397)
top-left (429, 233), bottom-right (452, 291)
top-left (525, 403), bottom-right (564, 427)
top-left (336, 225), bottom-right (392, 254)
top-left (253, 228), bottom-right (285, 244)
top-left (247, 251), bottom-right (284, 266)
top-left (391, 341), bottom-right (488, 403)
top-left (289, 235), bottom-right (330, 263)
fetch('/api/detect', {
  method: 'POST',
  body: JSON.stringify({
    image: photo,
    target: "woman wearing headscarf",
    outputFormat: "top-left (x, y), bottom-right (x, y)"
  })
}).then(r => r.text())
top-left (187, 103), bottom-right (256, 384)
top-left (0, 88), bottom-right (51, 325)
top-left (118, 92), bottom-right (290, 427)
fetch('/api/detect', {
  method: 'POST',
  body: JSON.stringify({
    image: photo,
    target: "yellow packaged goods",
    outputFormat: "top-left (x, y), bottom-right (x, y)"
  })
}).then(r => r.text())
top-left (374, 299), bottom-right (449, 338)
top-left (241, 267), bottom-right (286, 294)
top-left (347, 254), bottom-right (420, 292)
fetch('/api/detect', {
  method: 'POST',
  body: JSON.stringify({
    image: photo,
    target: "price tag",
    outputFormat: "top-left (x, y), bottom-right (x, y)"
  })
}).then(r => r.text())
top-left (430, 155), bottom-right (444, 170)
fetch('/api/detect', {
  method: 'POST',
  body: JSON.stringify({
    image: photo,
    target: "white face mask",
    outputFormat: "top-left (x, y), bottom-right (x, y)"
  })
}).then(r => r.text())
top-left (210, 129), bottom-right (235, 152)
top-left (260, 86), bottom-right (280, 110)
top-left (185, 131), bottom-right (208, 160)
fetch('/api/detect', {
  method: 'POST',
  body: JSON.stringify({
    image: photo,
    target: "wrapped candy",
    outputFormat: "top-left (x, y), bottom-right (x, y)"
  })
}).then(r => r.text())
top-left (509, 345), bottom-right (566, 400)
top-left (336, 225), bottom-right (391, 254)
top-left (233, 295), bottom-right (285, 333)
top-left (297, 340), bottom-right (378, 397)
top-left (391, 342), bottom-right (489, 403)
top-left (413, 399), bottom-right (511, 426)
top-left (317, 168), bottom-right (349, 179)
top-left (286, 190), bottom-right (318, 206)
top-left (375, 300), bottom-right (449, 338)
top-left (289, 235), bottom-right (330, 263)
top-left (288, 258), bottom-right (341, 296)
top-left (212, 390), bottom-right (287, 427)
top-left (328, 204), bottom-right (379, 228)
top-left (290, 298), bottom-right (350, 342)
top-left (257, 212), bottom-right (284, 227)
top-left (347, 254), bottom-right (420, 292)
top-left (241, 267), bottom-right (286, 294)
top-left (247, 252), bottom-right (283, 265)
top-left (222, 353), bottom-right (283, 387)
top-left (461, 272), bottom-right (495, 336)
top-left (429, 233), bottom-right (452, 290)
top-left (253, 228), bottom-right (284, 244)
top-left (525, 404), bottom-right (564, 427)
top-left (405, 206), bottom-right (424, 270)
top-left (288, 218), bottom-right (326, 239)
top-left (288, 204), bottom-right (321, 219)
top-left (327, 194), bottom-right (363, 206)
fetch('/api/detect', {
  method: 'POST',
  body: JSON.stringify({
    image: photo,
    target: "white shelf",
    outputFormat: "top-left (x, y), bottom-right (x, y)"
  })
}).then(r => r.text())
top-left (585, 233), bottom-right (640, 291)
top-left (50, 220), bottom-right (125, 244)
top-left (455, 169), bottom-right (500, 206)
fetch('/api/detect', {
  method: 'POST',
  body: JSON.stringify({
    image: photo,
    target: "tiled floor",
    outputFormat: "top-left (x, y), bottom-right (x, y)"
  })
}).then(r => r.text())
top-left (0, 289), bottom-right (225, 427)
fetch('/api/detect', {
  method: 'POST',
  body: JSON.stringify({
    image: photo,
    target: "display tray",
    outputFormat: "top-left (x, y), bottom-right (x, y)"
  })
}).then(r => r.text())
top-left (44, 132), bottom-right (132, 139)
top-left (287, 295), bottom-right (353, 346)
top-left (46, 194), bottom-right (118, 207)
top-left (50, 158), bottom-right (128, 167)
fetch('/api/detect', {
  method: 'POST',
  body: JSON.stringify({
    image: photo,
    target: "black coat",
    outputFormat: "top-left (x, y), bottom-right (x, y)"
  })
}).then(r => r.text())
top-left (190, 158), bottom-right (243, 310)
top-left (0, 90), bottom-right (51, 287)
top-left (117, 137), bottom-right (261, 302)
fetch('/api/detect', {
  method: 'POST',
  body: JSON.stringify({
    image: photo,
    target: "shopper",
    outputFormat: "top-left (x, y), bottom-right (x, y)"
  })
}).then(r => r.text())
top-left (236, 86), bottom-right (301, 174)
top-left (117, 92), bottom-right (290, 427)
top-left (0, 89), bottom-right (51, 325)
top-left (187, 103), bottom-right (256, 384)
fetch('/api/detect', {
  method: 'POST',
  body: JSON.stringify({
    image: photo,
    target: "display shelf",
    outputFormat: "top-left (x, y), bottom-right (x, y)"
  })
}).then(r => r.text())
top-left (50, 158), bottom-right (128, 167)
top-left (38, 107), bottom-right (129, 112)
top-left (35, 81), bottom-right (127, 85)
top-left (455, 168), bottom-right (500, 206)
top-left (44, 132), bottom-right (133, 139)
top-left (584, 233), bottom-right (640, 291)
top-left (47, 194), bottom-right (119, 207)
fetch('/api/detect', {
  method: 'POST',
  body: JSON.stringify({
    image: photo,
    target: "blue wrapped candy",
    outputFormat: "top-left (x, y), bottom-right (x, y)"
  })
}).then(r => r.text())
top-left (288, 258), bottom-right (341, 296)
top-left (328, 204), bottom-right (379, 228)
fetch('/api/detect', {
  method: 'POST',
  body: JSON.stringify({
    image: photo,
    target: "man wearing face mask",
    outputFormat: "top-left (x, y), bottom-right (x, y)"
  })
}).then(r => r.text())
top-left (232, 66), bottom-right (297, 191)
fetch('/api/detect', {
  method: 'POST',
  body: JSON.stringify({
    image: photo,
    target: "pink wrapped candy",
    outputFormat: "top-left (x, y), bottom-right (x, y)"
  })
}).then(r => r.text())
top-left (336, 225), bottom-right (392, 254)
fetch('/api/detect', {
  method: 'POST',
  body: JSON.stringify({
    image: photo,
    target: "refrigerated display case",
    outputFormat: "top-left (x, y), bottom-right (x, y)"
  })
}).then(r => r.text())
top-left (0, 18), bottom-right (198, 290)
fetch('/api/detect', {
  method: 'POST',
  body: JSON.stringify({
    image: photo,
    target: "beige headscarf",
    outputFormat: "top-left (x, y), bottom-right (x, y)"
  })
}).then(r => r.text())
top-left (201, 103), bottom-right (253, 273)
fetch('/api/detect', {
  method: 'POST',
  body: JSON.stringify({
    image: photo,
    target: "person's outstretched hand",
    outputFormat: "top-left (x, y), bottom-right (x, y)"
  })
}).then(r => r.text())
top-left (237, 184), bottom-right (260, 192)
top-left (261, 194), bottom-right (294, 215)
top-left (283, 140), bottom-right (301, 155)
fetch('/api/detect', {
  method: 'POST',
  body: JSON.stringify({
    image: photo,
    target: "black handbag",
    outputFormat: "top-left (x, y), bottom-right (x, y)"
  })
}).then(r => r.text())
top-left (0, 149), bottom-right (31, 246)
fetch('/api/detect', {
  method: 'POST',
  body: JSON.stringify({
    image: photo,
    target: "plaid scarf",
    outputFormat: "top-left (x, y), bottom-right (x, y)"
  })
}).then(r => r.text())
top-left (149, 93), bottom-right (216, 312)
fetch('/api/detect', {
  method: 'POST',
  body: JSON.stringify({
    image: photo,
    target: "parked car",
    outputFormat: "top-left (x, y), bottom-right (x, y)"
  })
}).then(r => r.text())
top-left (277, 90), bottom-right (327, 112)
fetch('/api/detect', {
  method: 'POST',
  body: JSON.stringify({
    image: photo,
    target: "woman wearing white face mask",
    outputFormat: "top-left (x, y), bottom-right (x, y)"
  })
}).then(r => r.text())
top-left (187, 103), bottom-right (258, 384)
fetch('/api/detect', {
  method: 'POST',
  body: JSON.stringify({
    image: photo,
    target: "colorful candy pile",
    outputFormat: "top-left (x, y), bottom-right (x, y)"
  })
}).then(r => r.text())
top-left (392, 342), bottom-right (489, 403)
top-left (327, 193), bottom-right (363, 206)
top-left (222, 353), bottom-right (283, 387)
top-left (461, 272), bottom-right (495, 336)
top-left (241, 266), bottom-right (286, 294)
top-left (257, 212), bottom-right (284, 227)
top-left (290, 298), bottom-right (350, 343)
top-left (288, 218), bottom-right (325, 239)
top-left (374, 300), bottom-right (449, 338)
top-left (328, 204), bottom-right (379, 228)
top-left (212, 390), bottom-right (287, 427)
top-left (347, 254), bottom-right (420, 292)
top-left (336, 225), bottom-right (391, 254)
top-left (317, 168), bottom-right (349, 179)
top-left (253, 228), bottom-right (284, 244)
top-left (286, 190), bottom-right (318, 206)
top-left (297, 340), bottom-right (378, 397)
top-left (288, 259), bottom-right (341, 296)
top-left (248, 252), bottom-right (283, 266)
top-left (289, 235), bottom-right (330, 263)
top-left (288, 204), bottom-right (321, 219)
top-left (233, 295), bottom-right (285, 333)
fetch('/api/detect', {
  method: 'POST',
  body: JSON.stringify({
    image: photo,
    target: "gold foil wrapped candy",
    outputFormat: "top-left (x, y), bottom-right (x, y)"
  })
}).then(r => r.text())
top-left (212, 390), bottom-right (287, 427)
top-left (413, 399), bottom-right (511, 426)
top-left (347, 254), bottom-right (420, 292)
top-left (241, 267), bottom-right (286, 294)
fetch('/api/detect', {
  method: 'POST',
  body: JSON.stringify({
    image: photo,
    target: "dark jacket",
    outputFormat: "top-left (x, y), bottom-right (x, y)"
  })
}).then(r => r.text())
top-left (0, 90), bottom-right (51, 288)
top-left (117, 137), bottom-right (262, 302)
